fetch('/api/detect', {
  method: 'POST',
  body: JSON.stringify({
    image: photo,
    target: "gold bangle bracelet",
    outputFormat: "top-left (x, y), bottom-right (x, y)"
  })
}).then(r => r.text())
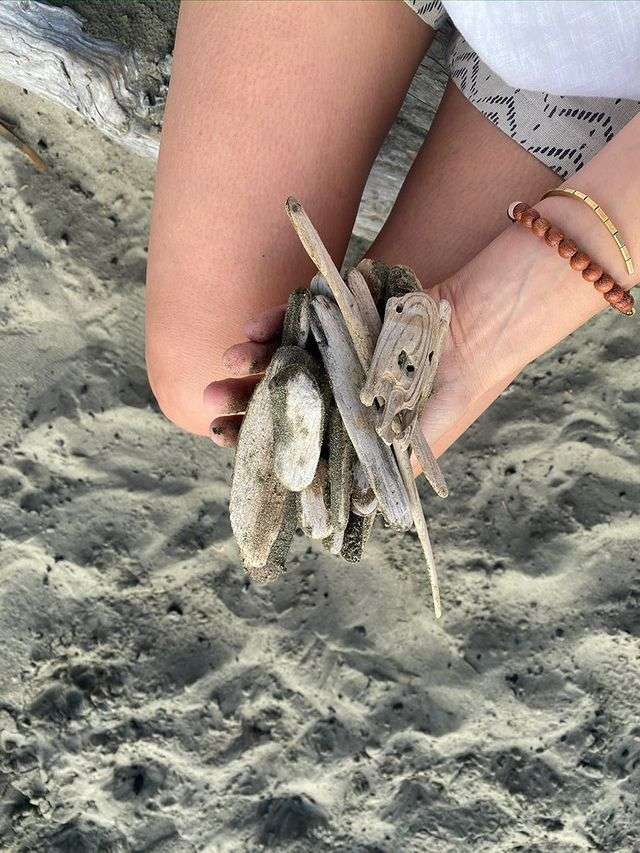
top-left (541, 187), bottom-right (634, 277)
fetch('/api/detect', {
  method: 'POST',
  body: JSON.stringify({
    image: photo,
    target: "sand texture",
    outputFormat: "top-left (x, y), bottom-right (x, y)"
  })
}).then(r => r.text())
top-left (2, 73), bottom-right (640, 853)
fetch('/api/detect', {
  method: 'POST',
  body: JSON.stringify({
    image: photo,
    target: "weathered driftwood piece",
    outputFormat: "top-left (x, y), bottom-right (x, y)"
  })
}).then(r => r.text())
top-left (341, 511), bottom-right (377, 563)
top-left (327, 405), bottom-right (354, 539)
top-left (310, 296), bottom-right (412, 530)
top-left (355, 278), bottom-right (449, 616)
top-left (309, 272), bottom-right (334, 300)
top-left (269, 349), bottom-right (324, 492)
top-left (411, 429), bottom-right (448, 499)
top-left (247, 493), bottom-right (298, 584)
top-left (282, 287), bottom-right (311, 348)
top-left (0, 1), bottom-right (162, 158)
top-left (285, 197), bottom-right (377, 368)
top-left (351, 460), bottom-right (378, 517)
top-left (385, 264), bottom-right (423, 300)
top-left (299, 461), bottom-right (333, 540)
top-left (346, 267), bottom-right (382, 353)
top-left (230, 350), bottom-right (297, 570)
top-left (356, 258), bottom-right (389, 308)
top-left (343, 252), bottom-right (448, 615)
top-left (361, 291), bottom-right (451, 447)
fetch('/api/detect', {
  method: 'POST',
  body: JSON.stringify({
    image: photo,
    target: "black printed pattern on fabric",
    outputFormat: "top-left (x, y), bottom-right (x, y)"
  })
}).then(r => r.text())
top-left (404, 0), bottom-right (640, 179)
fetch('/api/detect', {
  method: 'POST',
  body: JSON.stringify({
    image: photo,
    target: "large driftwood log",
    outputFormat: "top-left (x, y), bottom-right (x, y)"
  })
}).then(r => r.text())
top-left (0, 1), bottom-right (162, 158)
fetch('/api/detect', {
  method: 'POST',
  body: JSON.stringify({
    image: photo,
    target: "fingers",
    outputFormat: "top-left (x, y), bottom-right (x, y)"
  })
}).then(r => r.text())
top-left (209, 415), bottom-right (242, 448)
top-left (244, 304), bottom-right (286, 342)
top-left (206, 304), bottom-right (287, 449)
top-left (221, 339), bottom-right (277, 377)
top-left (203, 375), bottom-right (258, 415)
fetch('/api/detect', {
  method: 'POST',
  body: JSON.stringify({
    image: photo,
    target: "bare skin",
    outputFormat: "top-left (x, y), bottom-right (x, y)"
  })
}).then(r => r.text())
top-left (147, 1), bottom-right (639, 460)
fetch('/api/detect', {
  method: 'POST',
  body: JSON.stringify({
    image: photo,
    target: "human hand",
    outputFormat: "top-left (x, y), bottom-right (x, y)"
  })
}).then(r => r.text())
top-left (204, 305), bottom-right (286, 447)
top-left (204, 274), bottom-right (516, 461)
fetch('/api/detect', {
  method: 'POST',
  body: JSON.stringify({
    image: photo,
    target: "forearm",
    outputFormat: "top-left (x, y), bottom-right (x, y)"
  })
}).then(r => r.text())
top-left (450, 114), bottom-right (640, 396)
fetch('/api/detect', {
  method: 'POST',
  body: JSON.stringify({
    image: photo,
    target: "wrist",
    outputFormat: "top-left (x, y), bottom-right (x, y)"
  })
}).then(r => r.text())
top-left (445, 202), bottom-right (615, 391)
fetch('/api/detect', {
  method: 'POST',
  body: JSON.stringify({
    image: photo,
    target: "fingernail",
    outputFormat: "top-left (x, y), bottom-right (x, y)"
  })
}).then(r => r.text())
top-left (209, 419), bottom-right (240, 448)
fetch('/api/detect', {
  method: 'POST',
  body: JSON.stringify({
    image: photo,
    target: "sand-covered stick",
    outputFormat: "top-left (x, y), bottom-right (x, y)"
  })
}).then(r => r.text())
top-left (327, 405), bottom-right (354, 538)
top-left (310, 272), bottom-right (334, 300)
top-left (356, 258), bottom-right (390, 309)
top-left (341, 511), bottom-right (377, 563)
top-left (246, 493), bottom-right (298, 585)
top-left (282, 287), bottom-right (311, 348)
top-left (351, 459), bottom-right (378, 517)
top-left (310, 295), bottom-right (412, 530)
top-left (269, 349), bottom-right (325, 493)
top-left (298, 460), bottom-right (333, 540)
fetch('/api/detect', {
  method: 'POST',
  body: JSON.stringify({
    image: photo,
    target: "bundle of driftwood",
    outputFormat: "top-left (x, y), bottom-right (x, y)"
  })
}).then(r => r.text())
top-left (230, 199), bottom-right (451, 617)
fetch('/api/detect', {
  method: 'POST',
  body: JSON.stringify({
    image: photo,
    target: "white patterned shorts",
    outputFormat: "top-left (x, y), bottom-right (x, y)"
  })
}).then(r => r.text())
top-left (405, 0), bottom-right (640, 179)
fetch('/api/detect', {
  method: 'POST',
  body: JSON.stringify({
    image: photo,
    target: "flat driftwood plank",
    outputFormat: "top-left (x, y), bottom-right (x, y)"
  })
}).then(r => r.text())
top-left (310, 295), bottom-right (412, 531)
top-left (269, 353), bottom-right (324, 492)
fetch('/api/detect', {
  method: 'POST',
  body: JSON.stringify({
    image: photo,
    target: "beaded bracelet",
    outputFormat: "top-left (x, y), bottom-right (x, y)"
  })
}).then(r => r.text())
top-left (541, 187), bottom-right (634, 277)
top-left (508, 202), bottom-right (635, 316)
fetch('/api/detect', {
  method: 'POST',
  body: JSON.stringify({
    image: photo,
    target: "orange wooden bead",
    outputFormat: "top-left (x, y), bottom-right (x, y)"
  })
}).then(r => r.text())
top-left (569, 251), bottom-right (591, 272)
top-left (520, 209), bottom-right (540, 228)
top-left (545, 227), bottom-right (564, 248)
top-left (593, 273), bottom-right (615, 293)
top-left (604, 284), bottom-right (626, 305)
top-left (532, 216), bottom-right (551, 237)
top-left (558, 239), bottom-right (578, 259)
top-left (582, 262), bottom-right (604, 282)
top-left (512, 202), bottom-right (529, 222)
top-left (614, 292), bottom-right (635, 314)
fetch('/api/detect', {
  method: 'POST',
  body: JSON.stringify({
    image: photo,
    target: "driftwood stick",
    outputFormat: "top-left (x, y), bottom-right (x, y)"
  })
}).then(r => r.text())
top-left (395, 447), bottom-right (442, 618)
top-left (310, 296), bottom-right (412, 530)
top-left (351, 459), bottom-right (378, 517)
top-left (285, 197), bottom-right (376, 368)
top-left (411, 428), bottom-right (448, 499)
top-left (281, 287), bottom-right (311, 348)
top-left (0, 121), bottom-right (47, 171)
top-left (299, 461), bottom-right (333, 540)
top-left (327, 405), bottom-right (353, 540)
